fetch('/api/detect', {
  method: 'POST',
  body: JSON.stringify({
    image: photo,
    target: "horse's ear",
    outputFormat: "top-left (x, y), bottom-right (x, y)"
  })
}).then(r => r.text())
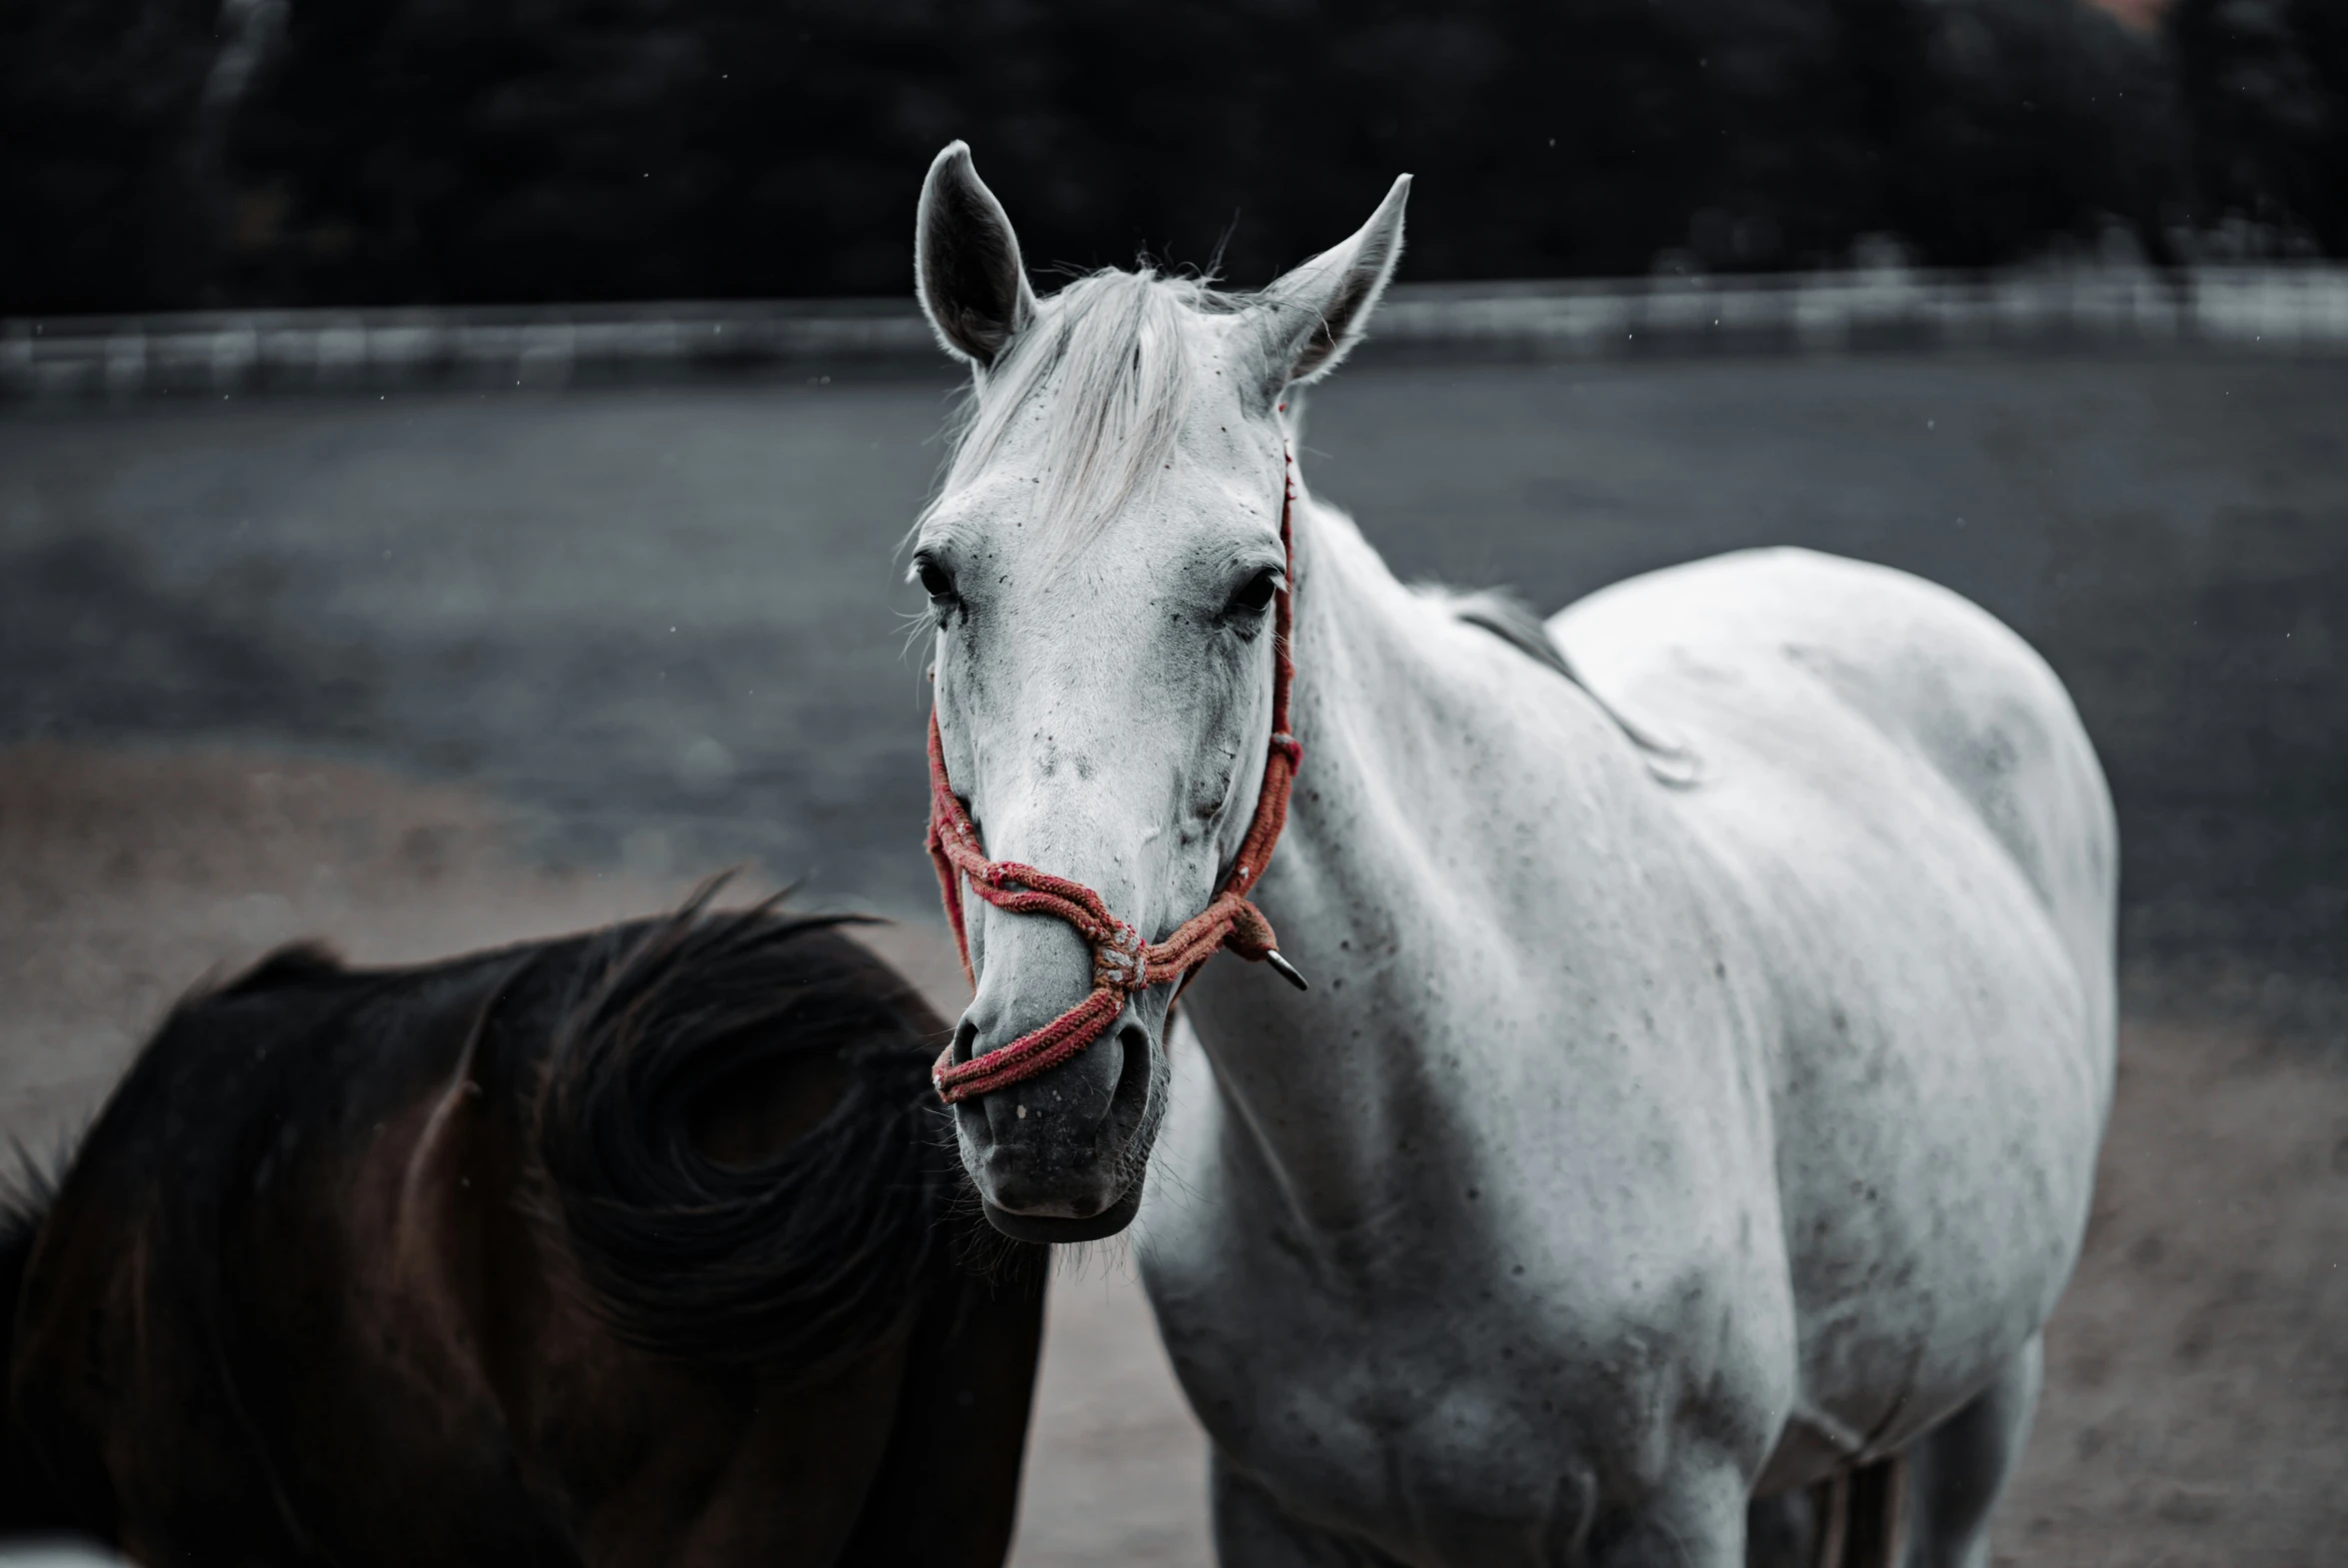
top-left (1248, 174), bottom-right (1410, 400)
top-left (916, 142), bottom-right (1038, 369)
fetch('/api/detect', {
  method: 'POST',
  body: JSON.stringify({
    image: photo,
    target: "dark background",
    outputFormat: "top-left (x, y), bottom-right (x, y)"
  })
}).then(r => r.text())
top-left (4, 0), bottom-right (2343, 316)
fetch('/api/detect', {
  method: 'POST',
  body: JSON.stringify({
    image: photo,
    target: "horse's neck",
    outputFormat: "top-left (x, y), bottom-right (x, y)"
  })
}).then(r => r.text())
top-left (1182, 491), bottom-right (1654, 1233)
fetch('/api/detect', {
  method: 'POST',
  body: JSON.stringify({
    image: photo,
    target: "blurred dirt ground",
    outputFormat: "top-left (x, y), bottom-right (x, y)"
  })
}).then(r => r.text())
top-left (2, 744), bottom-right (2342, 1564)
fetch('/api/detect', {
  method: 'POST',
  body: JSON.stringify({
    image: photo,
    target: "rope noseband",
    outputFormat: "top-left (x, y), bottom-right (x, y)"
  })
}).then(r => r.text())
top-left (927, 452), bottom-right (1306, 1105)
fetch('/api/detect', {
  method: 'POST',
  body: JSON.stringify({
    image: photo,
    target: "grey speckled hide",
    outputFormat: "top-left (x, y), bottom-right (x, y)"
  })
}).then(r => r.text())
top-left (908, 142), bottom-right (2117, 1568)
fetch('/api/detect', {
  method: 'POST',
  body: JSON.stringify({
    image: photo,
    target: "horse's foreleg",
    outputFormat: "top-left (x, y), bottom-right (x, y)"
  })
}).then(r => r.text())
top-left (1207, 1444), bottom-right (1753, 1567)
top-left (1744, 1483), bottom-right (1825, 1568)
top-left (1209, 1451), bottom-right (1389, 1568)
top-left (1583, 1456), bottom-right (1750, 1568)
top-left (1895, 1335), bottom-right (2043, 1568)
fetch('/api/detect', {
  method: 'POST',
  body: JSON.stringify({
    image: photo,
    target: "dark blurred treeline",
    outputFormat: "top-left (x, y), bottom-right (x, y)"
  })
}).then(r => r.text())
top-left (1, 0), bottom-right (2339, 315)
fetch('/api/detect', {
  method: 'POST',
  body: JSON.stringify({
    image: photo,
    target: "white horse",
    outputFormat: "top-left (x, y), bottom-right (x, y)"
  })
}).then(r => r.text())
top-left (907, 143), bottom-right (2116, 1567)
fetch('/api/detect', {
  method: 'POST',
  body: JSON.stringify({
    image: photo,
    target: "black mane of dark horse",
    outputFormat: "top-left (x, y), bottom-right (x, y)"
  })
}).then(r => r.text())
top-left (533, 896), bottom-right (964, 1371)
top-left (0, 887), bottom-right (1046, 1567)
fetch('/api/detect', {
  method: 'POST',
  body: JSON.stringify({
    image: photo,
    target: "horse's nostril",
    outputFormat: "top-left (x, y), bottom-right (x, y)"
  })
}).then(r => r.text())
top-left (949, 1017), bottom-right (987, 1140)
top-left (1110, 1020), bottom-right (1153, 1126)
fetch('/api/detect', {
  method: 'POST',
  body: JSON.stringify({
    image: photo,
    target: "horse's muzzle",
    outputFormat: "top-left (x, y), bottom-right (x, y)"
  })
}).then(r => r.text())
top-left (950, 1009), bottom-right (1157, 1239)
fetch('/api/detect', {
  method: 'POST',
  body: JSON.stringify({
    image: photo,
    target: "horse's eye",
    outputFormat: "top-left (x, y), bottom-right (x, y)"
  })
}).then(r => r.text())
top-left (1228, 569), bottom-right (1278, 616)
top-left (916, 557), bottom-right (957, 602)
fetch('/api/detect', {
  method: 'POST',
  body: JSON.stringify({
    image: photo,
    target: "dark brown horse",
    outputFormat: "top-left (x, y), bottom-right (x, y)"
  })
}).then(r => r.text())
top-left (0, 888), bottom-right (1045, 1567)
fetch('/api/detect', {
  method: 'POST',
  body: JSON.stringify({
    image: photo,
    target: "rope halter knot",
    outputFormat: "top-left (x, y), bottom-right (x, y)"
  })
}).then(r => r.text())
top-left (926, 450), bottom-right (1307, 1106)
top-left (1091, 919), bottom-right (1149, 991)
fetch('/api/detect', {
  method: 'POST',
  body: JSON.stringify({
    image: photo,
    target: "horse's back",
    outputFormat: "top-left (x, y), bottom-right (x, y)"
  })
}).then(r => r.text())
top-left (9, 952), bottom-right (582, 1566)
top-left (1555, 546), bottom-right (2116, 1045)
top-left (1550, 546), bottom-right (2117, 1470)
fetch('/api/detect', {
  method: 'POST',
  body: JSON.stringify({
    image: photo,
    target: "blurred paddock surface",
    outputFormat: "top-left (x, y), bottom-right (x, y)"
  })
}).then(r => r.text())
top-left (1, 352), bottom-right (2339, 976)
top-left (7, 266), bottom-right (2348, 403)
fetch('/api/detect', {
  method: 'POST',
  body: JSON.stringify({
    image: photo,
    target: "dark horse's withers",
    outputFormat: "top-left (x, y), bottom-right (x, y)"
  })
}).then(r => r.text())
top-left (0, 888), bottom-right (1045, 1567)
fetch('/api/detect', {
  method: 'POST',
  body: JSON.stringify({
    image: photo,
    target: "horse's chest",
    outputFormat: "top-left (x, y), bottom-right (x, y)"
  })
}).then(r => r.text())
top-left (1182, 1296), bottom-right (1603, 1546)
top-left (1148, 1231), bottom-right (1743, 1560)
top-left (1143, 1014), bottom-right (1793, 1553)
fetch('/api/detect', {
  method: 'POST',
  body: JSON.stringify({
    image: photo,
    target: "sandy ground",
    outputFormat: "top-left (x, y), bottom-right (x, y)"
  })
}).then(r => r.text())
top-left (2, 746), bottom-right (2341, 1564)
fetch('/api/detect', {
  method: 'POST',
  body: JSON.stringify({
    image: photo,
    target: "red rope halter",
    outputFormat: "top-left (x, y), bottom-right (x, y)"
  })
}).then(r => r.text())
top-left (927, 452), bottom-right (1305, 1105)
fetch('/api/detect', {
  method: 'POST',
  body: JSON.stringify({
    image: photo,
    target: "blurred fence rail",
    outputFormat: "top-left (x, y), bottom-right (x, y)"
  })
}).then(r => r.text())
top-left (6, 266), bottom-right (2347, 404)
